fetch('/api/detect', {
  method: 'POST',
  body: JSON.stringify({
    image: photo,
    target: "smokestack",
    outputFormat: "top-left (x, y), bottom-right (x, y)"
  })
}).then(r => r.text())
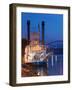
top-left (27, 20), bottom-right (30, 41)
top-left (42, 21), bottom-right (45, 44)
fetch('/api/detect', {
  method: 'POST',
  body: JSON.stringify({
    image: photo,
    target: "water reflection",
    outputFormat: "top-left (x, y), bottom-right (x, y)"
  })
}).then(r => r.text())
top-left (21, 55), bottom-right (63, 77)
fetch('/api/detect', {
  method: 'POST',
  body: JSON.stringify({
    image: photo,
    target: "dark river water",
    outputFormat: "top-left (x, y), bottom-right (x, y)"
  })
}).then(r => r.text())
top-left (22, 55), bottom-right (63, 77)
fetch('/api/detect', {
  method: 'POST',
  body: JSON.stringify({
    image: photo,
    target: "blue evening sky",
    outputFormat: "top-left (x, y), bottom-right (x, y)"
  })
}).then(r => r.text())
top-left (21, 12), bottom-right (63, 43)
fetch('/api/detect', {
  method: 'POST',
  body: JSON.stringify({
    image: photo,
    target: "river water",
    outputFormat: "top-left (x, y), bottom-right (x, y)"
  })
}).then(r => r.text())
top-left (22, 55), bottom-right (63, 77)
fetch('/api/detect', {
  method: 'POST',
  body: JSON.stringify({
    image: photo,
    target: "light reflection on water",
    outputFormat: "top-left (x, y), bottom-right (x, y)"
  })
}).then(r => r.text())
top-left (22, 55), bottom-right (63, 77)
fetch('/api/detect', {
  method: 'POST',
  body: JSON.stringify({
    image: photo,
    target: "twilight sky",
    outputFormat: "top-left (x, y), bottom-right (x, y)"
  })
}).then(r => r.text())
top-left (21, 12), bottom-right (63, 44)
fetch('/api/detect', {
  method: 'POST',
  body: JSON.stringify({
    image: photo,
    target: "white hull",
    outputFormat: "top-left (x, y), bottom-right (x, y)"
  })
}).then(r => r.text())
top-left (27, 50), bottom-right (53, 62)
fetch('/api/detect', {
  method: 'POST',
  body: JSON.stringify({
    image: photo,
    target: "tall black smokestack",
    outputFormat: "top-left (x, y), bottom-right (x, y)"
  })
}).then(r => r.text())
top-left (27, 20), bottom-right (30, 41)
top-left (42, 21), bottom-right (45, 44)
